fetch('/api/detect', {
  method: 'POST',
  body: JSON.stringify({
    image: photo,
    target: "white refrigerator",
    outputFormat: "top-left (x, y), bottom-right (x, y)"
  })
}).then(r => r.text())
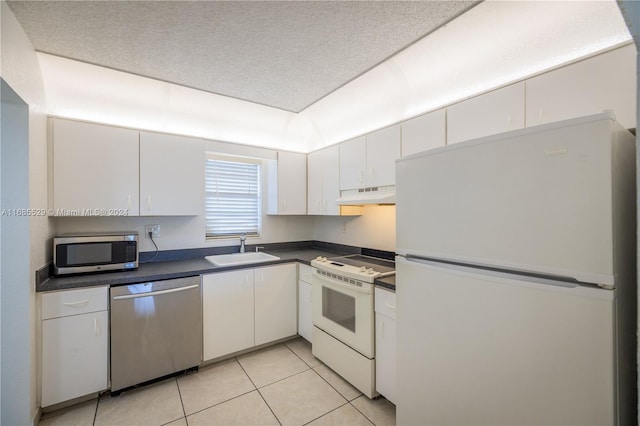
top-left (395, 112), bottom-right (636, 426)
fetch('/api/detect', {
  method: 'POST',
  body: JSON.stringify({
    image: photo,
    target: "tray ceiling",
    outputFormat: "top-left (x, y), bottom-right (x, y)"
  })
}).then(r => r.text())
top-left (7, 0), bottom-right (478, 113)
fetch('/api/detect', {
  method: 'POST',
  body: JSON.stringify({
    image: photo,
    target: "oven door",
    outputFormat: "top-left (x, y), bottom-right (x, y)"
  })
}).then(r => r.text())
top-left (312, 269), bottom-right (374, 358)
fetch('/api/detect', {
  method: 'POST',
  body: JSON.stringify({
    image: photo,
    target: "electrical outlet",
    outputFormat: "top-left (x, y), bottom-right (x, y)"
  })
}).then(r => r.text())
top-left (145, 224), bottom-right (160, 238)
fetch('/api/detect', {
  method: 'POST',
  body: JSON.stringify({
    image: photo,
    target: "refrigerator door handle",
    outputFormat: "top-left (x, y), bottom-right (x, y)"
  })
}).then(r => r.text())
top-left (397, 256), bottom-right (612, 297)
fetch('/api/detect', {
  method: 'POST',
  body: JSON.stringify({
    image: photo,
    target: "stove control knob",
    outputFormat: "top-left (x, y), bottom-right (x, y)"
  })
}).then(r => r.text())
top-left (315, 256), bottom-right (327, 262)
top-left (360, 266), bottom-right (367, 272)
top-left (367, 268), bottom-right (375, 274)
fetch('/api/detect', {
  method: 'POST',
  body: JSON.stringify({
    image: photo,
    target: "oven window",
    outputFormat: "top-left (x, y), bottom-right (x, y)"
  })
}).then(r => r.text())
top-left (322, 287), bottom-right (356, 333)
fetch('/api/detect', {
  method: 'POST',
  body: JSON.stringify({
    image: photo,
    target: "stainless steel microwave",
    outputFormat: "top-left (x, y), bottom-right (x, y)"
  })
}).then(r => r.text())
top-left (53, 232), bottom-right (138, 276)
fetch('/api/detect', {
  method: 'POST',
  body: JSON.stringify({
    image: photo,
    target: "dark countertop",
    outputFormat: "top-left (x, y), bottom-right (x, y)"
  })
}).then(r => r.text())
top-left (38, 247), bottom-right (395, 292)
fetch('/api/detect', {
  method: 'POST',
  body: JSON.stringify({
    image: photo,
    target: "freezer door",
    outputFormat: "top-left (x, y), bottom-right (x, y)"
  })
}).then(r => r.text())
top-left (396, 113), bottom-right (635, 287)
top-left (396, 256), bottom-right (615, 426)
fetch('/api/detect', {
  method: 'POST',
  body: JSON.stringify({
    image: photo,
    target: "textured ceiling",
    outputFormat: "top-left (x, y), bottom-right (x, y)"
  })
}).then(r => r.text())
top-left (6, 0), bottom-right (478, 112)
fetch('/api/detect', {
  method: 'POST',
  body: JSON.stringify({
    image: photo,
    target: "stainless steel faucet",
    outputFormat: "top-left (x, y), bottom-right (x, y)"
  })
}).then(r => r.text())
top-left (239, 233), bottom-right (246, 253)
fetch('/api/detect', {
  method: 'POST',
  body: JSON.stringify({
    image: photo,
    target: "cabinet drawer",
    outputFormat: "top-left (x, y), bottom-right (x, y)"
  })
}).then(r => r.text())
top-left (299, 263), bottom-right (313, 283)
top-left (375, 288), bottom-right (396, 319)
top-left (42, 287), bottom-right (108, 320)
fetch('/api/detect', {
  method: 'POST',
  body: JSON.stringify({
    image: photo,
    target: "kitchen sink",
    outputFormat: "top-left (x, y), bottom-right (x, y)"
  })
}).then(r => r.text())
top-left (205, 252), bottom-right (280, 266)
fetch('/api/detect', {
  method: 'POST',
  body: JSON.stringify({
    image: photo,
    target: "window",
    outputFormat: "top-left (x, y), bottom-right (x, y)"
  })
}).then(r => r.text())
top-left (205, 154), bottom-right (261, 238)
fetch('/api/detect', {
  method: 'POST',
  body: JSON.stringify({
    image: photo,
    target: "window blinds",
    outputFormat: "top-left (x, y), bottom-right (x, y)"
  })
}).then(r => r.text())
top-left (205, 155), bottom-right (261, 238)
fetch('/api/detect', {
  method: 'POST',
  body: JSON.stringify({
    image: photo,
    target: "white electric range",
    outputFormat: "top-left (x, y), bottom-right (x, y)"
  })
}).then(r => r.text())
top-left (310, 254), bottom-right (395, 398)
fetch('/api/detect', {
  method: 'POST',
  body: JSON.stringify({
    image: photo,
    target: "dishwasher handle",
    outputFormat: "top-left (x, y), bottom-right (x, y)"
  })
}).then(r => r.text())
top-left (112, 284), bottom-right (199, 300)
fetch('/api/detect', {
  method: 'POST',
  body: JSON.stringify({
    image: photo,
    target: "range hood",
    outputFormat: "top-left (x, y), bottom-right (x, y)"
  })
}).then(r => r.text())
top-left (335, 186), bottom-right (396, 205)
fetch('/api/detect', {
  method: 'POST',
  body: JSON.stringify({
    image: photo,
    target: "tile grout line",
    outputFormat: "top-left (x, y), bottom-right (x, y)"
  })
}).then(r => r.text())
top-left (349, 399), bottom-right (379, 426)
top-left (300, 401), bottom-right (352, 426)
top-left (235, 356), bottom-right (283, 426)
top-left (174, 377), bottom-right (188, 425)
top-left (92, 393), bottom-right (101, 426)
top-left (255, 387), bottom-right (283, 426)
top-left (283, 340), bottom-right (318, 369)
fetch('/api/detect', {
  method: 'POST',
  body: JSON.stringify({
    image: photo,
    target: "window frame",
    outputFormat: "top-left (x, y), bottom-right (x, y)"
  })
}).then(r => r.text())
top-left (205, 153), bottom-right (262, 240)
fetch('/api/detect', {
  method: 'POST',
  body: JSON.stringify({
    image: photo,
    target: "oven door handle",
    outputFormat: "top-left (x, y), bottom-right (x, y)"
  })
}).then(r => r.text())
top-left (313, 271), bottom-right (373, 295)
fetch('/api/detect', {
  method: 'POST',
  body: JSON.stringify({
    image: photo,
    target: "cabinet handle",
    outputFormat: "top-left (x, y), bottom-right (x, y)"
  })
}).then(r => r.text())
top-left (380, 319), bottom-right (385, 339)
top-left (385, 302), bottom-right (396, 310)
top-left (538, 108), bottom-right (544, 123)
top-left (63, 300), bottom-right (89, 307)
top-left (506, 115), bottom-right (512, 129)
top-left (127, 195), bottom-right (132, 211)
top-left (94, 318), bottom-right (100, 336)
top-left (147, 195), bottom-right (152, 211)
top-left (282, 199), bottom-right (286, 211)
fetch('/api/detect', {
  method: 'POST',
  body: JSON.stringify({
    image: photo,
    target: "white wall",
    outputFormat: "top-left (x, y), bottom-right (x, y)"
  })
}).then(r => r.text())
top-left (0, 1), bottom-right (50, 424)
top-left (313, 205), bottom-right (396, 252)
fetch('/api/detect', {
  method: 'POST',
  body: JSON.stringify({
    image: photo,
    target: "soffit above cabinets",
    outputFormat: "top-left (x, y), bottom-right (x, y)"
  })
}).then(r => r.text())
top-left (6, 0), bottom-right (478, 113)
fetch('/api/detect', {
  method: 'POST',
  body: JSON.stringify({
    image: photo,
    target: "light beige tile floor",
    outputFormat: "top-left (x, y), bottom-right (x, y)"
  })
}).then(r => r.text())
top-left (38, 338), bottom-right (395, 426)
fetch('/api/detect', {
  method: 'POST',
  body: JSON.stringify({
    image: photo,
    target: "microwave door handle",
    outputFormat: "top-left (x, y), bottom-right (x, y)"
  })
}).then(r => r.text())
top-left (112, 284), bottom-right (199, 301)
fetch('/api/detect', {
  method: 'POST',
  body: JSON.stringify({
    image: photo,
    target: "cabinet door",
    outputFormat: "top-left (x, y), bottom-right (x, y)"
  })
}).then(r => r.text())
top-left (41, 311), bottom-right (108, 407)
top-left (375, 313), bottom-right (397, 404)
top-left (307, 151), bottom-right (323, 215)
top-left (402, 109), bottom-right (446, 157)
top-left (526, 44), bottom-right (636, 129)
top-left (298, 278), bottom-right (313, 343)
top-left (268, 151), bottom-right (307, 215)
top-left (321, 145), bottom-right (341, 216)
top-left (339, 136), bottom-right (366, 191)
top-left (51, 119), bottom-right (139, 215)
top-left (255, 264), bottom-right (297, 346)
top-left (366, 125), bottom-right (401, 187)
top-left (202, 270), bottom-right (254, 361)
top-left (447, 82), bottom-right (525, 145)
top-left (139, 132), bottom-right (204, 216)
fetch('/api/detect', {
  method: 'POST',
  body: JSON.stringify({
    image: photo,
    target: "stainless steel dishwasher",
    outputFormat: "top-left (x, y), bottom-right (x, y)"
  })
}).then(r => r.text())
top-left (110, 276), bottom-right (202, 392)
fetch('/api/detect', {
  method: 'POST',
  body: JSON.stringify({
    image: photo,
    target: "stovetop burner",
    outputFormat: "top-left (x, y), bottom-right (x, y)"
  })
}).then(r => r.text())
top-left (328, 254), bottom-right (395, 273)
top-left (311, 254), bottom-right (395, 283)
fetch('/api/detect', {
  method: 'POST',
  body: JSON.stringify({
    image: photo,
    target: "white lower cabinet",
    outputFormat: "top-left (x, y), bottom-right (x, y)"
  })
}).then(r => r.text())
top-left (375, 287), bottom-right (396, 404)
top-left (297, 263), bottom-right (313, 343)
top-left (255, 264), bottom-right (297, 346)
top-left (202, 269), bottom-right (255, 361)
top-left (41, 287), bottom-right (109, 407)
top-left (202, 263), bottom-right (297, 361)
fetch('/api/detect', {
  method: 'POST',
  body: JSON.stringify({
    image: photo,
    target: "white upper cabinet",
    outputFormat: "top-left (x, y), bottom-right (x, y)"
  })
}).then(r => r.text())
top-left (526, 44), bottom-right (636, 129)
top-left (322, 145), bottom-right (341, 215)
top-left (267, 151), bottom-right (307, 215)
top-left (401, 109), bottom-right (446, 157)
top-left (50, 118), bottom-right (139, 215)
top-left (307, 149), bottom-right (324, 215)
top-left (339, 136), bottom-right (367, 191)
top-left (339, 127), bottom-right (400, 190)
top-left (308, 145), bottom-right (361, 216)
top-left (366, 125), bottom-right (401, 188)
top-left (139, 132), bottom-right (204, 216)
top-left (447, 82), bottom-right (525, 145)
